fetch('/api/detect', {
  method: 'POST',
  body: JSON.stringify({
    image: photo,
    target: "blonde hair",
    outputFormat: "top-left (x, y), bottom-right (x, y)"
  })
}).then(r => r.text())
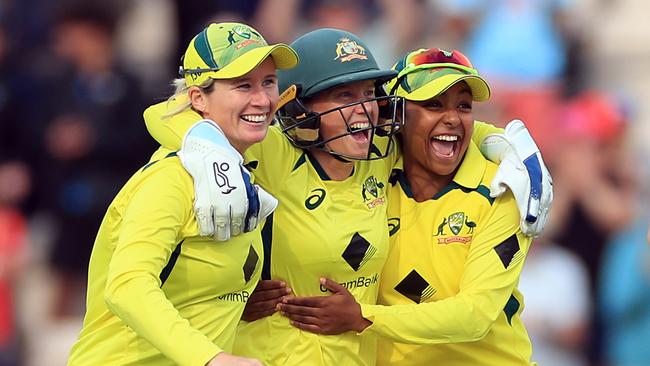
top-left (162, 78), bottom-right (216, 119)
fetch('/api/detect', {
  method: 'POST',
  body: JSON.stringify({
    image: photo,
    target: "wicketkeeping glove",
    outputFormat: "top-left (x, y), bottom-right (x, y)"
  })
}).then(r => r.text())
top-left (178, 120), bottom-right (278, 241)
top-left (479, 119), bottom-right (553, 237)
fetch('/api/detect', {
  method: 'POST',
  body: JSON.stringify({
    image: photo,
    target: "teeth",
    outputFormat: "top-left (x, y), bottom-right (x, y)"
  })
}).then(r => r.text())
top-left (350, 122), bottom-right (370, 130)
top-left (241, 114), bottom-right (267, 123)
top-left (432, 135), bottom-right (458, 142)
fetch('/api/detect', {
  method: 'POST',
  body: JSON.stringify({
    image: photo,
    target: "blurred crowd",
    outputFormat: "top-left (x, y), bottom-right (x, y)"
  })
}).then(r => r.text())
top-left (0, 0), bottom-right (649, 365)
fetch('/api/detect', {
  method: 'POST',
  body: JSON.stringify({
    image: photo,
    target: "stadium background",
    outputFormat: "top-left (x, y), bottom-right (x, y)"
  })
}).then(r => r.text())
top-left (1, 0), bottom-right (649, 365)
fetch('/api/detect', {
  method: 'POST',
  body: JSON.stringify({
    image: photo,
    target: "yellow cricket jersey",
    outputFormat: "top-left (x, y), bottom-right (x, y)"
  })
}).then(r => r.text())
top-left (141, 99), bottom-right (505, 366)
top-left (67, 148), bottom-right (263, 366)
top-left (233, 126), bottom-right (394, 366)
top-left (360, 142), bottom-right (535, 366)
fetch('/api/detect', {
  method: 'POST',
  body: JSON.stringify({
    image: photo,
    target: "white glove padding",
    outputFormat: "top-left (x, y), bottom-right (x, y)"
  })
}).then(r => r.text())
top-left (479, 119), bottom-right (553, 237)
top-left (178, 120), bottom-right (278, 241)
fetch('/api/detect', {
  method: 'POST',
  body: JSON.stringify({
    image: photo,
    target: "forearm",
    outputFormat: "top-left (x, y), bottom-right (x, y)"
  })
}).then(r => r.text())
top-left (105, 273), bottom-right (221, 366)
top-left (143, 100), bottom-right (199, 150)
top-left (361, 293), bottom-right (499, 345)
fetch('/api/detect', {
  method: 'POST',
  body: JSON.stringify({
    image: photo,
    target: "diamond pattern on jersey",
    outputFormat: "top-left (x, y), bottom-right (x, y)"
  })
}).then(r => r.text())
top-left (242, 245), bottom-right (259, 282)
top-left (494, 234), bottom-right (520, 269)
top-left (342, 232), bottom-right (377, 271)
top-left (394, 269), bottom-right (436, 303)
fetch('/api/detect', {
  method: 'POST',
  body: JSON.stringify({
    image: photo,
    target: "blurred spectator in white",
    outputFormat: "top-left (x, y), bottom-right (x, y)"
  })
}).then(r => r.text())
top-left (600, 217), bottom-right (650, 366)
top-left (436, 0), bottom-right (580, 160)
top-left (519, 237), bottom-right (590, 366)
top-left (581, 0), bottom-right (650, 163)
top-left (550, 90), bottom-right (634, 364)
top-left (115, 0), bottom-right (177, 97)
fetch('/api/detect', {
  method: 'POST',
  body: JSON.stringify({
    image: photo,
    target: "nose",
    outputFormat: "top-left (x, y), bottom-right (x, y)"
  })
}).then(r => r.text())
top-left (250, 87), bottom-right (272, 109)
top-left (352, 99), bottom-right (376, 118)
top-left (442, 108), bottom-right (461, 127)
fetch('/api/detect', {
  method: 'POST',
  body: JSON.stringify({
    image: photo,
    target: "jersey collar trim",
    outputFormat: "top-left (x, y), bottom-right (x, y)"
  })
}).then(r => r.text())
top-left (452, 142), bottom-right (487, 190)
top-left (306, 151), bottom-right (332, 181)
top-left (305, 151), bottom-right (355, 181)
top-left (390, 141), bottom-right (487, 200)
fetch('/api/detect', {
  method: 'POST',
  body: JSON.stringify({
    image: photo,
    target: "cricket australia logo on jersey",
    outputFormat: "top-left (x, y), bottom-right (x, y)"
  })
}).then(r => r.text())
top-left (361, 175), bottom-right (386, 209)
top-left (434, 211), bottom-right (476, 244)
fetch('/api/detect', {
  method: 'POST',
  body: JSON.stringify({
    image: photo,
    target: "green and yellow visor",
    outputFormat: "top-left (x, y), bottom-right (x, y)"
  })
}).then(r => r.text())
top-left (386, 48), bottom-right (490, 102)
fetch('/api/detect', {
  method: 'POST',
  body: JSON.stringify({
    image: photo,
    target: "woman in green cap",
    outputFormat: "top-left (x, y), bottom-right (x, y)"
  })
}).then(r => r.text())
top-left (67, 22), bottom-right (298, 366)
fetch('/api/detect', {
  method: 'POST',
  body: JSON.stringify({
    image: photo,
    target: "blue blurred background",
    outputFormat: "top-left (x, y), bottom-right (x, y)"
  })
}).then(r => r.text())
top-left (1, 0), bottom-right (649, 365)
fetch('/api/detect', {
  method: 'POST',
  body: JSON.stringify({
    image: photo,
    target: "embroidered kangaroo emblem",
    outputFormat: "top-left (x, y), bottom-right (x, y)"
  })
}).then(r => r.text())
top-left (436, 218), bottom-right (447, 236)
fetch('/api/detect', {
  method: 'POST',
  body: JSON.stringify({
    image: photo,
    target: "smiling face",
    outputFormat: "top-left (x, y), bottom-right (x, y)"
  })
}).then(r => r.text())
top-left (189, 57), bottom-right (279, 153)
top-left (401, 81), bottom-right (474, 180)
top-left (305, 79), bottom-right (379, 159)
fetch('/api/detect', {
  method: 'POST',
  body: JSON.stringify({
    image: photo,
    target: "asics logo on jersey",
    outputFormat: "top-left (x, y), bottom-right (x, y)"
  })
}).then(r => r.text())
top-left (362, 175), bottom-right (386, 209)
top-left (434, 212), bottom-right (475, 244)
top-left (213, 162), bottom-right (236, 194)
top-left (388, 218), bottom-right (400, 236)
top-left (242, 245), bottom-right (259, 283)
top-left (341, 232), bottom-right (377, 271)
top-left (394, 269), bottom-right (436, 303)
top-left (305, 188), bottom-right (326, 210)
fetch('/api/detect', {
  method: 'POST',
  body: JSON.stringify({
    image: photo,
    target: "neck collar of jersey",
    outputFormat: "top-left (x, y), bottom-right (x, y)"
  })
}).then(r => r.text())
top-left (391, 141), bottom-right (487, 199)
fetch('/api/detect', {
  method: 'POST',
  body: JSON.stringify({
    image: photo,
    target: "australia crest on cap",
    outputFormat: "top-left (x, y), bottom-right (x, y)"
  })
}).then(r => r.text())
top-left (334, 37), bottom-right (367, 62)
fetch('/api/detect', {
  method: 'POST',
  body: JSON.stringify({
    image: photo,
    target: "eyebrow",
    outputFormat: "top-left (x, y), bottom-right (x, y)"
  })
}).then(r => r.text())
top-left (230, 73), bottom-right (277, 83)
top-left (459, 86), bottom-right (472, 94)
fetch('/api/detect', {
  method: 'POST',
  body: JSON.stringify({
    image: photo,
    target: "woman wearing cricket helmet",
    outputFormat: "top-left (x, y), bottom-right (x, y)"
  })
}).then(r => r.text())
top-left (233, 29), bottom-right (405, 365)
top-left (274, 28), bottom-right (402, 162)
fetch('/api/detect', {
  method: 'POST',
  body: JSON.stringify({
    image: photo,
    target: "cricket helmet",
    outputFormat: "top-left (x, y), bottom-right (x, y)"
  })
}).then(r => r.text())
top-left (276, 28), bottom-right (403, 160)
